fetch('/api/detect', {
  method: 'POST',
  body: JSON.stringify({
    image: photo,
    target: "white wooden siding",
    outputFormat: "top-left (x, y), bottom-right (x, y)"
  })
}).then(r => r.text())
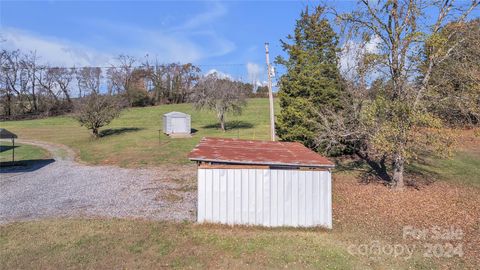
top-left (197, 168), bottom-right (332, 228)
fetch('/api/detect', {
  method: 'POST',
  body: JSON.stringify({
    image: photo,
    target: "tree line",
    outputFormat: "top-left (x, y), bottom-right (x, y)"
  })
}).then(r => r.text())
top-left (276, 1), bottom-right (479, 189)
top-left (0, 52), bottom-right (266, 119)
top-left (74, 71), bottom-right (251, 138)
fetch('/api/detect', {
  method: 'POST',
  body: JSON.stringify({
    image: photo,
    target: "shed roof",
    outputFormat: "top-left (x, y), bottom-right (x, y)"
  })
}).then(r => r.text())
top-left (188, 137), bottom-right (334, 168)
top-left (164, 111), bottom-right (190, 117)
top-left (0, 128), bottom-right (18, 139)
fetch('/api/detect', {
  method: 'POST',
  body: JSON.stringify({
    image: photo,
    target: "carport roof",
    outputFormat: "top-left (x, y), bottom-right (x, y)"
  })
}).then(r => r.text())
top-left (188, 137), bottom-right (334, 168)
top-left (0, 128), bottom-right (17, 139)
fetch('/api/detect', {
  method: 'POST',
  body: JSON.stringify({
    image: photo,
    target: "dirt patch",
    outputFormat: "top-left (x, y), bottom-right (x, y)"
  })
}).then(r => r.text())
top-left (157, 192), bottom-right (183, 203)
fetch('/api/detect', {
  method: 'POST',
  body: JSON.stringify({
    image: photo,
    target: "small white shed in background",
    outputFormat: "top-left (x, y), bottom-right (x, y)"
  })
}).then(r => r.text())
top-left (188, 137), bottom-right (335, 228)
top-left (163, 112), bottom-right (191, 135)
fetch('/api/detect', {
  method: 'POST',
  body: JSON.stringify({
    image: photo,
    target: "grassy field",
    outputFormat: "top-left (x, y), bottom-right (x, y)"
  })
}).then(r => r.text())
top-left (0, 219), bottom-right (438, 270)
top-left (411, 151), bottom-right (480, 188)
top-left (0, 99), bottom-right (278, 167)
top-left (1, 99), bottom-right (479, 269)
top-left (409, 129), bottom-right (480, 188)
top-left (1, 147), bottom-right (479, 269)
top-left (0, 141), bottom-right (50, 163)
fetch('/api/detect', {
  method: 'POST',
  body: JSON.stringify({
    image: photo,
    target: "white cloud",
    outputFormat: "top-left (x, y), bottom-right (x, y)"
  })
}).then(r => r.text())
top-left (339, 36), bottom-right (382, 79)
top-left (1, 27), bottom-right (111, 66)
top-left (205, 69), bottom-right (234, 80)
top-left (365, 36), bottom-right (382, 54)
top-left (1, 2), bottom-right (235, 66)
top-left (78, 17), bottom-right (235, 64)
top-left (178, 1), bottom-right (227, 30)
top-left (246, 62), bottom-right (267, 91)
top-left (95, 20), bottom-right (206, 63)
top-left (247, 62), bottom-right (261, 83)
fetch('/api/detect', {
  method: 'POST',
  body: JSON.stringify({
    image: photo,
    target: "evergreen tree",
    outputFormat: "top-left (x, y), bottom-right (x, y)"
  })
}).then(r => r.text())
top-left (275, 6), bottom-right (343, 151)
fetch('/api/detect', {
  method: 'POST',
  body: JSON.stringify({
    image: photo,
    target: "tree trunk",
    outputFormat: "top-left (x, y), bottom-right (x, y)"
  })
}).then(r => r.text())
top-left (219, 113), bottom-right (226, 132)
top-left (92, 127), bottom-right (99, 138)
top-left (6, 93), bottom-right (12, 116)
top-left (355, 151), bottom-right (391, 182)
top-left (392, 153), bottom-right (405, 189)
top-left (155, 86), bottom-right (160, 104)
top-left (32, 72), bottom-right (38, 112)
top-left (62, 89), bottom-right (72, 104)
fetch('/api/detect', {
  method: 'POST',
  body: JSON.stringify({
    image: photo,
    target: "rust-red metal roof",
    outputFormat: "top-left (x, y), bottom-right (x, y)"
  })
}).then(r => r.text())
top-left (188, 137), bottom-right (335, 168)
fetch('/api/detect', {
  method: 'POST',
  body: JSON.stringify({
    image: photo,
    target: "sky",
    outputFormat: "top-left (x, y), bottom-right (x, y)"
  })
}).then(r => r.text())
top-left (0, 0), bottom-right (310, 84)
top-left (0, 0), bottom-right (354, 85)
top-left (1, 0), bottom-right (478, 85)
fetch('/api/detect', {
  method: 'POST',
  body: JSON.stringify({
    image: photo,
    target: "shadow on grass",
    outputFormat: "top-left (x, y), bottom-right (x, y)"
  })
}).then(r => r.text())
top-left (0, 159), bottom-right (55, 173)
top-left (202, 120), bottom-right (254, 130)
top-left (405, 160), bottom-right (440, 186)
top-left (99, 127), bottom-right (144, 137)
top-left (334, 156), bottom-right (394, 186)
top-left (0, 145), bottom-right (19, 153)
top-left (333, 157), bottom-right (366, 173)
top-left (346, 155), bottom-right (438, 189)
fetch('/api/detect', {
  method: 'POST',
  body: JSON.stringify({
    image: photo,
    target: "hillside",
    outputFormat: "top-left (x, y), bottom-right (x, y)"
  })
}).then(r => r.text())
top-left (2, 99), bottom-right (480, 269)
top-left (1, 99), bottom-right (279, 167)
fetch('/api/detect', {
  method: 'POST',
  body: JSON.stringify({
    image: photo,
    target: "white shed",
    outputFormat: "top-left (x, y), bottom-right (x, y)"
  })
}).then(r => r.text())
top-left (188, 137), bottom-right (335, 228)
top-left (163, 112), bottom-right (191, 135)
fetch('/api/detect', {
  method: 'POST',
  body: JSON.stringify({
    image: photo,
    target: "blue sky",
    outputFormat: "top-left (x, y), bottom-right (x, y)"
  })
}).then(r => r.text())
top-left (0, 0), bottom-right (359, 84)
top-left (1, 0), bottom-right (326, 83)
top-left (1, 1), bottom-right (478, 84)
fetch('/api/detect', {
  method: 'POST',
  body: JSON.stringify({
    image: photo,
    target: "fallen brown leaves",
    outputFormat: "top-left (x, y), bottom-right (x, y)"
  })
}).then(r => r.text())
top-left (454, 128), bottom-right (480, 153)
top-left (333, 173), bottom-right (480, 268)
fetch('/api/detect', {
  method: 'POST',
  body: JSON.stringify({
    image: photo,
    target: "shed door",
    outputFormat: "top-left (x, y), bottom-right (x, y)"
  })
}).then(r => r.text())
top-left (171, 117), bottom-right (187, 133)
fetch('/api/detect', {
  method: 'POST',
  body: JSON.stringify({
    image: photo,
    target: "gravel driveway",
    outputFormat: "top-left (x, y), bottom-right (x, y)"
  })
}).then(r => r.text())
top-left (0, 140), bottom-right (197, 224)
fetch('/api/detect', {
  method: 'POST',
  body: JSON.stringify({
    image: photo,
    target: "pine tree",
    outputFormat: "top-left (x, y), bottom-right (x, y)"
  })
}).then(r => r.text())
top-left (276, 6), bottom-right (342, 151)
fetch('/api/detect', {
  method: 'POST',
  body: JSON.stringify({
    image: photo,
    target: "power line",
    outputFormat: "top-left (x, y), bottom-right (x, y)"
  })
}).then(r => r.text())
top-left (1, 63), bottom-right (253, 70)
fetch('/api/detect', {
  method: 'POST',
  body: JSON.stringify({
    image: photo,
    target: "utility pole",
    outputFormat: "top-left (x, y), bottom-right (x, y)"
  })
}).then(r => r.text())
top-left (265, 42), bottom-right (276, 141)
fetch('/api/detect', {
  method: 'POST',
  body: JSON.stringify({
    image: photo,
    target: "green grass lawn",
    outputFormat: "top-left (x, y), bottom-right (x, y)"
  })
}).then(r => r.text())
top-left (409, 150), bottom-right (480, 188)
top-left (1, 100), bottom-right (479, 269)
top-left (0, 141), bottom-right (50, 163)
top-left (0, 99), bottom-right (278, 167)
top-left (0, 219), bottom-right (439, 270)
top-left (427, 151), bottom-right (480, 187)
top-left (2, 161), bottom-right (476, 269)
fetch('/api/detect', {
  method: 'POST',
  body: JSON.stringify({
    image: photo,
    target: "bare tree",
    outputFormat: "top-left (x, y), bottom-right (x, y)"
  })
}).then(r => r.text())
top-left (76, 67), bottom-right (102, 97)
top-left (334, 0), bottom-right (478, 189)
top-left (144, 61), bottom-right (168, 103)
top-left (192, 73), bottom-right (247, 131)
top-left (75, 93), bottom-right (122, 137)
top-left (49, 67), bottom-right (74, 104)
top-left (1, 50), bottom-right (28, 115)
top-left (106, 55), bottom-right (136, 95)
top-left (36, 65), bottom-right (59, 103)
top-left (0, 49), bottom-right (206, 117)
top-left (0, 50), bottom-right (14, 116)
top-left (21, 51), bottom-right (39, 112)
top-left (1, 50), bottom-right (47, 117)
top-left (143, 60), bottom-right (201, 104)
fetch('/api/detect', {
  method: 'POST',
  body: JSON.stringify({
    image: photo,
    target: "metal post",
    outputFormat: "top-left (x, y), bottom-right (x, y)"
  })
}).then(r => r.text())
top-left (265, 42), bottom-right (276, 141)
top-left (12, 138), bottom-right (15, 163)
